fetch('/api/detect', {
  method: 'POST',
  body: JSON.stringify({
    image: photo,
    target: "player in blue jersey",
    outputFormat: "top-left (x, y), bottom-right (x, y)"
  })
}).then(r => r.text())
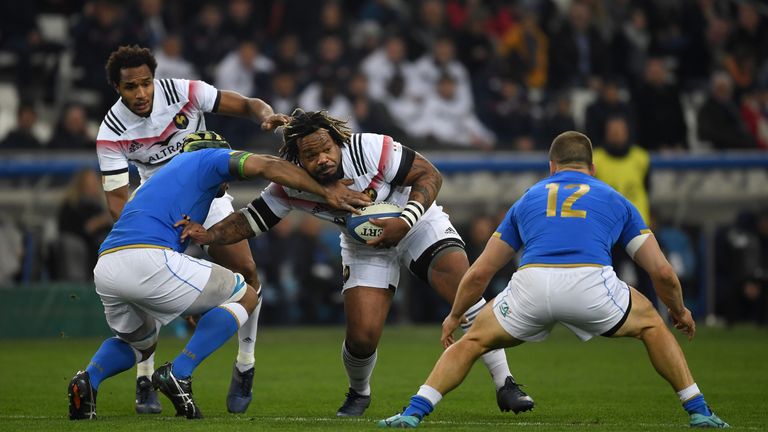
top-left (379, 131), bottom-right (729, 429)
top-left (67, 132), bottom-right (370, 420)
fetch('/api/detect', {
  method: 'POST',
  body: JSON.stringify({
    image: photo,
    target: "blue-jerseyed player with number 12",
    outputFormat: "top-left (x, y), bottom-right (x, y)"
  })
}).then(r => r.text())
top-left (379, 131), bottom-right (729, 429)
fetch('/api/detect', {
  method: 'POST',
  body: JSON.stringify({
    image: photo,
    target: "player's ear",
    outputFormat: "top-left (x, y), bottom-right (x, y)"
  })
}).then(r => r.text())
top-left (588, 163), bottom-right (596, 176)
top-left (548, 160), bottom-right (556, 175)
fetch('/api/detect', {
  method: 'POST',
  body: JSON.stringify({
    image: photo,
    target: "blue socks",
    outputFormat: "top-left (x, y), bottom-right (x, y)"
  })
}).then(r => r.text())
top-left (402, 395), bottom-right (434, 419)
top-left (683, 394), bottom-right (712, 416)
top-left (172, 306), bottom-right (239, 379)
top-left (86, 337), bottom-right (138, 391)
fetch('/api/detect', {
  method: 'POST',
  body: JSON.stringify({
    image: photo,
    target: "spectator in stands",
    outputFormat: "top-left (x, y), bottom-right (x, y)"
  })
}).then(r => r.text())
top-left (585, 78), bottom-right (636, 147)
top-left (127, 0), bottom-right (171, 50)
top-left (0, 103), bottom-right (42, 149)
top-left (222, 0), bottom-right (260, 42)
top-left (310, 34), bottom-right (351, 84)
top-left (361, 33), bottom-right (416, 102)
top-left (379, 71), bottom-right (422, 140)
top-left (214, 40), bottom-right (273, 98)
top-left (273, 34), bottom-right (311, 86)
top-left (298, 75), bottom-right (357, 131)
top-left (411, 34), bottom-right (474, 111)
top-left (55, 169), bottom-right (112, 281)
top-left (71, 0), bottom-right (136, 110)
top-left (498, 8), bottom-right (548, 90)
top-left (610, 6), bottom-right (650, 88)
top-left (633, 58), bottom-right (687, 151)
top-left (740, 86), bottom-right (768, 150)
top-left (698, 72), bottom-right (755, 150)
top-left (485, 76), bottom-right (533, 150)
top-left (724, 2), bottom-right (767, 95)
top-left (346, 71), bottom-right (404, 140)
top-left (405, 0), bottom-right (449, 59)
top-left (183, 3), bottom-right (230, 82)
top-left (410, 73), bottom-right (494, 149)
top-left (154, 34), bottom-right (197, 80)
top-left (453, 7), bottom-right (495, 80)
top-left (48, 104), bottom-right (93, 149)
top-left (548, 0), bottom-right (608, 89)
top-left (537, 93), bottom-right (576, 149)
top-left (270, 69), bottom-right (300, 118)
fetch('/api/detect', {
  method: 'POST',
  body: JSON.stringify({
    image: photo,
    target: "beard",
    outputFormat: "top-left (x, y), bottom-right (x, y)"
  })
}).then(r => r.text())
top-left (315, 165), bottom-right (343, 185)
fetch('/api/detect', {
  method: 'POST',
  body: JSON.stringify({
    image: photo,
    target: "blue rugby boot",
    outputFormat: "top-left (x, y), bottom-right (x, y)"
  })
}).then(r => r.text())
top-left (226, 363), bottom-right (254, 413)
top-left (378, 413), bottom-right (422, 428)
top-left (135, 376), bottom-right (162, 414)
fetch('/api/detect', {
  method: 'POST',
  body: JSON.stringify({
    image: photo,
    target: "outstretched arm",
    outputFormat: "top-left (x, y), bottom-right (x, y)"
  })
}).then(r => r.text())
top-left (215, 90), bottom-right (290, 131)
top-left (177, 212), bottom-right (253, 245)
top-left (234, 153), bottom-right (370, 212)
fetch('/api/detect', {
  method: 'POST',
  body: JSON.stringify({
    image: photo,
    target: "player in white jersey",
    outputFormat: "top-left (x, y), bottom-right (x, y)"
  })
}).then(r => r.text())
top-left (96, 46), bottom-right (289, 414)
top-left (177, 110), bottom-right (535, 417)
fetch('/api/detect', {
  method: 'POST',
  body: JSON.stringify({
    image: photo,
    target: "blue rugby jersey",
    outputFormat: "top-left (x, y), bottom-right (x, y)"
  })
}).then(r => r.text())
top-left (99, 148), bottom-right (236, 254)
top-left (495, 170), bottom-right (649, 268)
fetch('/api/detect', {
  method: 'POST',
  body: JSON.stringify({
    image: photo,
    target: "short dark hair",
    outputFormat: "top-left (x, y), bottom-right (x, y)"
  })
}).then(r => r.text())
top-left (279, 109), bottom-right (351, 164)
top-left (549, 131), bottom-right (593, 167)
top-left (105, 45), bottom-right (157, 87)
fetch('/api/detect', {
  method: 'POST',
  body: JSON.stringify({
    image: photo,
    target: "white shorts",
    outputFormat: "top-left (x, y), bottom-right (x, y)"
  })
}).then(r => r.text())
top-left (339, 204), bottom-right (464, 291)
top-left (203, 192), bottom-right (235, 229)
top-left (492, 266), bottom-right (631, 342)
top-left (94, 248), bottom-right (245, 335)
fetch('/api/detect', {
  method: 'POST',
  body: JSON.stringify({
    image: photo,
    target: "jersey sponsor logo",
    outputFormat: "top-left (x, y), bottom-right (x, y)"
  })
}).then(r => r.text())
top-left (148, 130), bottom-right (179, 149)
top-left (444, 227), bottom-right (456, 235)
top-left (147, 140), bottom-right (184, 163)
top-left (173, 112), bottom-right (189, 129)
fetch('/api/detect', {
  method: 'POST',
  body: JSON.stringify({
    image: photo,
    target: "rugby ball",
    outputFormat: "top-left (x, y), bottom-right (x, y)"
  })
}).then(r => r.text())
top-left (346, 202), bottom-right (403, 243)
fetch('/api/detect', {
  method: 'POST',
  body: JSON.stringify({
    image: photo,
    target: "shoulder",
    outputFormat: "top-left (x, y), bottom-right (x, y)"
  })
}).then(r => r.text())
top-left (155, 78), bottom-right (190, 105)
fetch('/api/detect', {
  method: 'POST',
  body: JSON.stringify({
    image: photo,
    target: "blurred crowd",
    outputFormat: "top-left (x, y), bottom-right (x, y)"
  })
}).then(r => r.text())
top-left (0, 0), bottom-right (767, 327)
top-left (1, 0), bottom-right (768, 151)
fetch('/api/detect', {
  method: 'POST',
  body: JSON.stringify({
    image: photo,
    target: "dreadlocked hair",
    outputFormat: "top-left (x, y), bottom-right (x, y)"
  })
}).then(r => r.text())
top-left (279, 109), bottom-right (352, 163)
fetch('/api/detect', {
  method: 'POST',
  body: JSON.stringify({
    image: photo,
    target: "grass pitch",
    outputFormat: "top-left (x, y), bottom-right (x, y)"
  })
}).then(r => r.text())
top-left (0, 325), bottom-right (765, 431)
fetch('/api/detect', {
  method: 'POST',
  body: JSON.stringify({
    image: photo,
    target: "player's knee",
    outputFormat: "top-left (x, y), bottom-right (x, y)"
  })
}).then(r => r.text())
top-left (236, 284), bottom-right (259, 315)
top-left (116, 321), bottom-right (159, 358)
top-left (138, 343), bottom-right (157, 362)
top-left (345, 333), bottom-right (379, 357)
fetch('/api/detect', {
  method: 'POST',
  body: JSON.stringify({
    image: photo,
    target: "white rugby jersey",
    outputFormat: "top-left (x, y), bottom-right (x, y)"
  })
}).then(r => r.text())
top-left (242, 133), bottom-right (420, 232)
top-left (96, 78), bottom-right (220, 188)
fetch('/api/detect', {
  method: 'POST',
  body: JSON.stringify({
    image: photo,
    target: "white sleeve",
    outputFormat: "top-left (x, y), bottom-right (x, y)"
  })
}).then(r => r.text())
top-left (357, 133), bottom-right (414, 185)
top-left (186, 79), bottom-right (220, 113)
top-left (96, 125), bottom-right (129, 191)
top-left (239, 183), bottom-right (292, 234)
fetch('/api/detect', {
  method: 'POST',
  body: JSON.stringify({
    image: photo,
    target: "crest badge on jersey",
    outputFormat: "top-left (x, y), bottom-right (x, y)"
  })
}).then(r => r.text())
top-left (363, 187), bottom-right (378, 201)
top-left (173, 112), bottom-right (189, 129)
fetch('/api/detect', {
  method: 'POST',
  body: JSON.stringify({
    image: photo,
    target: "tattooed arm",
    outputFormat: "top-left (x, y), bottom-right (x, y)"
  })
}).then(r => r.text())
top-left (400, 152), bottom-right (443, 210)
top-left (177, 212), bottom-right (254, 245)
top-left (366, 152), bottom-right (442, 248)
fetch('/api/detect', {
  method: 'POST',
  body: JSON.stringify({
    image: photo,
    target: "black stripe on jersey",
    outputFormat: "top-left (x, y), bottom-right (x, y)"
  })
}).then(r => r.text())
top-left (212, 90), bottom-right (222, 113)
top-left (158, 80), bottom-right (172, 105)
top-left (354, 134), bottom-right (367, 175)
top-left (103, 117), bottom-right (121, 135)
top-left (166, 79), bottom-right (180, 104)
top-left (161, 79), bottom-right (176, 104)
top-left (346, 136), bottom-right (362, 176)
top-left (349, 134), bottom-right (365, 176)
top-left (391, 145), bottom-right (415, 185)
top-left (101, 167), bottom-right (129, 176)
top-left (251, 197), bottom-right (281, 228)
top-left (107, 110), bottom-right (126, 133)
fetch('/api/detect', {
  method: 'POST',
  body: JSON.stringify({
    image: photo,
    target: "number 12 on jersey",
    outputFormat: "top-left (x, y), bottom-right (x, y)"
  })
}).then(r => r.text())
top-left (546, 183), bottom-right (590, 218)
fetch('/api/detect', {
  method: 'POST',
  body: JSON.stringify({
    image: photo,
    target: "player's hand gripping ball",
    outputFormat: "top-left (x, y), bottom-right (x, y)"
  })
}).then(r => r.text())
top-left (346, 202), bottom-right (403, 243)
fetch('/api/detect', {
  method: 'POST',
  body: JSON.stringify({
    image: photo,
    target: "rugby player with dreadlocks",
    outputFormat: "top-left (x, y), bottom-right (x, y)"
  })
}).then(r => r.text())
top-left (177, 110), bottom-right (536, 417)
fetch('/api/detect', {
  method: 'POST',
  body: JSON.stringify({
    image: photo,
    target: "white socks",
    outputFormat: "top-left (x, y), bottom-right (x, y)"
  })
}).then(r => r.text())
top-left (677, 383), bottom-right (701, 402)
top-left (416, 384), bottom-right (443, 407)
top-left (235, 299), bottom-right (261, 373)
top-left (462, 298), bottom-right (512, 389)
top-left (342, 341), bottom-right (377, 396)
top-left (136, 352), bottom-right (155, 378)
